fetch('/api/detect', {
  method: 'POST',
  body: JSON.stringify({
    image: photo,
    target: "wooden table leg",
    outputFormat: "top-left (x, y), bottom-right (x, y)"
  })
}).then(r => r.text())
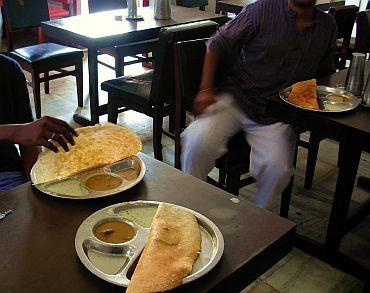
top-left (73, 48), bottom-right (100, 126)
top-left (325, 143), bottom-right (361, 252)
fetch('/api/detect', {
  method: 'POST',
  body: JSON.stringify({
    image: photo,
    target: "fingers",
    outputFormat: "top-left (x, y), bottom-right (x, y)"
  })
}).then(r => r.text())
top-left (40, 139), bottom-right (59, 153)
top-left (50, 133), bottom-right (69, 152)
top-left (47, 116), bottom-right (78, 136)
top-left (48, 123), bottom-right (75, 146)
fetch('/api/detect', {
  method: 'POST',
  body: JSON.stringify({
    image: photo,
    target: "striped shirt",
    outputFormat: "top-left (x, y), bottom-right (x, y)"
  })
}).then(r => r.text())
top-left (208, 0), bottom-right (337, 124)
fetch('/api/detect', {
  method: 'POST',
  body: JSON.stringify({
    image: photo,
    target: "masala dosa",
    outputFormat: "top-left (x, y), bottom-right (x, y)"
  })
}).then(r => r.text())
top-left (32, 123), bottom-right (142, 184)
top-left (127, 204), bottom-right (201, 293)
top-left (288, 79), bottom-right (320, 110)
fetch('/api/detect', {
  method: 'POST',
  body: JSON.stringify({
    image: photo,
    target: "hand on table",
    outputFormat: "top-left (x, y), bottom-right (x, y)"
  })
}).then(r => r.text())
top-left (11, 116), bottom-right (78, 152)
top-left (193, 88), bottom-right (217, 116)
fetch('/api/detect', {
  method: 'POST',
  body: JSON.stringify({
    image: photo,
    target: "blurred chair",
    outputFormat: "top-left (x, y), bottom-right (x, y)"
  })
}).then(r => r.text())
top-left (48, 0), bottom-right (77, 19)
top-left (102, 21), bottom-right (218, 161)
top-left (174, 38), bottom-right (254, 195)
top-left (2, 0), bottom-right (83, 118)
top-left (176, 0), bottom-right (208, 11)
top-left (88, 0), bottom-right (127, 12)
top-left (355, 9), bottom-right (370, 54)
top-left (328, 5), bottom-right (358, 70)
top-left (87, 0), bottom-right (156, 77)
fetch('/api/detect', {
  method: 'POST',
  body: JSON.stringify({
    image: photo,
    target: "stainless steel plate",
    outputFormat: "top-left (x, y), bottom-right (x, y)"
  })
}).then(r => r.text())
top-left (75, 201), bottom-right (224, 287)
top-left (279, 85), bottom-right (361, 112)
top-left (31, 156), bottom-right (145, 199)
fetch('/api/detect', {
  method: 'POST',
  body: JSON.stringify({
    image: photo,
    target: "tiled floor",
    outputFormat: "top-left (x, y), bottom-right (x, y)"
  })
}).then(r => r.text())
top-left (2, 39), bottom-right (369, 291)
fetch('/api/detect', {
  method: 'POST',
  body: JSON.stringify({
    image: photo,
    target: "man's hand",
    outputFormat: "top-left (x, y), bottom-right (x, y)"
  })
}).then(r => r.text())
top-left (193, 88), bottom-right (217, 116)
top-left (11, 116), bottom-right (78, 152)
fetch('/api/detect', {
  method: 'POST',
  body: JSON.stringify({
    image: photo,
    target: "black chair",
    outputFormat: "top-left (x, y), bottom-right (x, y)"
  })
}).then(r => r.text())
top-left (102, 21), bottom-right (219, 161)
top-left (2, 0), bottom-right (83, 118)
top-left (87, 0), bottom-right (156, 77)
top-left (328, 5), bottom-right (359, 70)
top-left (355, 9), bottom-right (370, 54)
top-left (174, 38), bottom-right (254, 195)
top-left (176, 0), bottom-right (208, 11)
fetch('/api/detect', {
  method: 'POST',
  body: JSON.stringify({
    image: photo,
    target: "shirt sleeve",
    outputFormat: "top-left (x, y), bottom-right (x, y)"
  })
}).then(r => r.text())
top-left (207, 2), bottom-right (259, 55)
top-left (9, 58), bottom-right (34, 123)
top-left (316, 20), bottom-right (337, 78)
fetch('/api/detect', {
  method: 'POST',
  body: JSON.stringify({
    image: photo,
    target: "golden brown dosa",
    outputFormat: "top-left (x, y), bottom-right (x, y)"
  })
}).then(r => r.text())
top-left (127, 203), bottom-right (201, 293)
top-left (288, 79), bottom-right (320, 110)
top-left (32, 123), bottom-right (142, 184)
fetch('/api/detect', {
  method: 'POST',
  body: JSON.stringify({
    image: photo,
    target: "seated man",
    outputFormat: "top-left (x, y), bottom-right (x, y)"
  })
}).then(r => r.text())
top-left (181, 0), bottom-right (337, 209)
top-left (0, 54), bottom-right (77, 192)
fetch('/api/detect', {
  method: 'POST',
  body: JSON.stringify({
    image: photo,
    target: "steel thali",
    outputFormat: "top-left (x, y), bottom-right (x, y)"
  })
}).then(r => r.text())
top-left (75, 201), bottom-right (224, 287)
top-left (30, 155), bottom-right (145, 199)
top-left (279, 85), bottom-right (361, 112)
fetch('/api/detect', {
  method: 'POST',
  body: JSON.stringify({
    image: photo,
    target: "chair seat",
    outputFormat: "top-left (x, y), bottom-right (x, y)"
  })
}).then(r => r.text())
top-left (11, 43), bottom-right (83, 66)
top-left (216, 131), bottom-right (250, 170)
top-left (101, 70), bottom-right (153, 106)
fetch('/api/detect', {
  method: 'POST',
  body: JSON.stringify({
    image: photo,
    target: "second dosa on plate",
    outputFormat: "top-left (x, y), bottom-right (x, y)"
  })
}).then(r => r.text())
top-left (288, 79), bottom-right (320, 110)
top-left (127, 203), bottom-right (201, 293)
top-left (32, 123), bottom-right (142, 184)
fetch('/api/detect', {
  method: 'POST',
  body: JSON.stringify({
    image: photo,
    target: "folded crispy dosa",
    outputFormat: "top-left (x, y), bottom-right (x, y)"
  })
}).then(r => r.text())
top-left (127, 204), bottom-right (201, 293)
top-left (32, 123), bottom-right (142, 184)
top-left (288, 79), bottom-right (319, 110)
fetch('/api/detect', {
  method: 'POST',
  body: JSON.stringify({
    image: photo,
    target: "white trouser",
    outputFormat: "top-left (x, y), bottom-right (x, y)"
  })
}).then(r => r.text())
top-left (181, 94), bottom-right (297, 210)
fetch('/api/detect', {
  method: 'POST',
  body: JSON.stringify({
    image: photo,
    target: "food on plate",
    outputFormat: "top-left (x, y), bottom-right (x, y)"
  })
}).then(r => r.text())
top-left (288, 79), bottom-right (319, 109)
top-left (325, 94), bottom-right (352, 103)
top-left (93, 220), bottom-right (136, 244)
top-left (32, 123), bottom-right (142, 184)
top-left (127, 203), bottom-right (201, 293)
top-left (84, 173), bottom-right (123, 191)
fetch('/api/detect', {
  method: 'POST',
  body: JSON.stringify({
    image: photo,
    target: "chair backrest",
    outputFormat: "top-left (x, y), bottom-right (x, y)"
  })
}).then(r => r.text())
top-left (87, 0), bottom-right (127, 13)
top-left (355, 10), bottom-right (370, 54)
top-left (176, 0), bottom-right (208, 8)
top-left (174, 38), bottom-right (207, 109)
top-left (174, 37), bottom-right (234, 110)
top-left (328, 5), bottom-right (358, 41)
top-left (2, 0), bottom-right (50, 31)
top-left (149, 20), bottom-right (218, 105)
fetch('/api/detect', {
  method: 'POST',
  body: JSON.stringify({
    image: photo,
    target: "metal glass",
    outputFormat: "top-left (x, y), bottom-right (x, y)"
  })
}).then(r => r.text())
top-left (345, 53), bottom-right (366, 96)
top-left (362, 72), bottom-right (370, 107)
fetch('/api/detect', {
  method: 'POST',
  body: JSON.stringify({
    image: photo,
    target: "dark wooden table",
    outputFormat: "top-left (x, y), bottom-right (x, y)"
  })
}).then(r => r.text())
top-left (41, 7), bottom-right (227, 126)
top-left (216, 0), bottom-right (345, 15)
top-left (267, 64), bottom-right (370, 284)
top-left (0, 153), bottom-right (295, 292)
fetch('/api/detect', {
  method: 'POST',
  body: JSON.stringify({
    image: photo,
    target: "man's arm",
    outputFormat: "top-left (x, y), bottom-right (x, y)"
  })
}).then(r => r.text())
top-left (0, 116), bottom-right (77, 152)
top-left (20, 145), bottom-right (40, 180)
top-left (193, 2), bottom-right (259, 115)
top-left (193, 49), bottom-right (220, 116)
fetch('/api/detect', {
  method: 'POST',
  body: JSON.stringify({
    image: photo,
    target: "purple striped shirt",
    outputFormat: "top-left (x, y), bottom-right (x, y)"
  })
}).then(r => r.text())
top-left (208, 0), bottom-right (337, 124)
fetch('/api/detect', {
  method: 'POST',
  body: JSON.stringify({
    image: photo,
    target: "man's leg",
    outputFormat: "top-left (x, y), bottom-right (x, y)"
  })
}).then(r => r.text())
top-left (181, 94), bottom-right (243, 180)
top-left (242, 116), bottom-right (297, 210)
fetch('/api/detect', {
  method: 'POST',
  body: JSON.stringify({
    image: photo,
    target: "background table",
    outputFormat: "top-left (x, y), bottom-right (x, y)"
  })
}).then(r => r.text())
top-left (0, 153), bottom-right (295, 292)
top-left (216, 0), bottom-right (345, 15)
top-left (267, 64), bottom-right (370, 286)
top-left (42, 6), bottom-right (228, 126)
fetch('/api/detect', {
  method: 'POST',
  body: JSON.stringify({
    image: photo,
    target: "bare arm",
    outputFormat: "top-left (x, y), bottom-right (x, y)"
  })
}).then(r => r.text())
top-left (0, 116), bottom-right (77, 152)
top-left (193, 48), bottom-right (220, 116)
top-left (20, 146), bottom-right (40, 180)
